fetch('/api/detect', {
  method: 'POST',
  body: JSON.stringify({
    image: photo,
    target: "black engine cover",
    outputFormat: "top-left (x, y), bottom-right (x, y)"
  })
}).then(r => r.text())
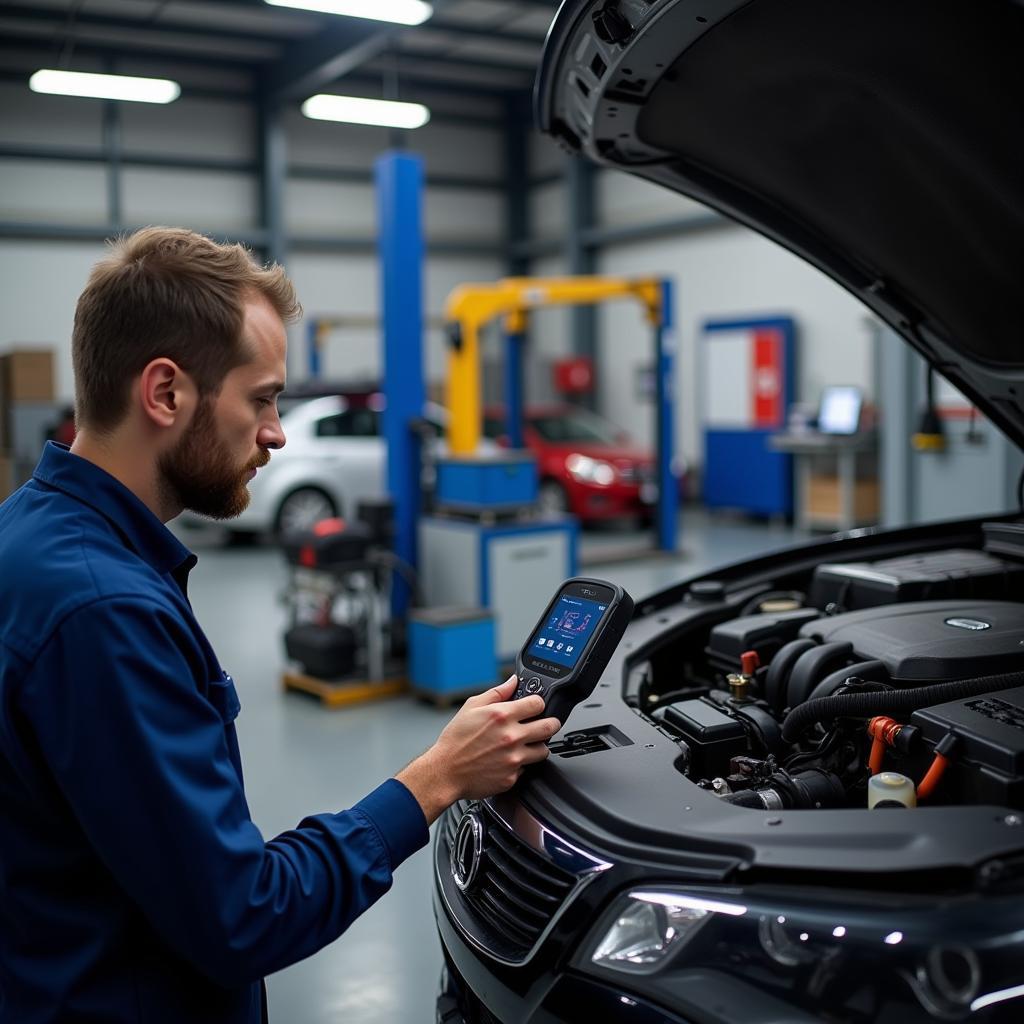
top-left (809, 549), bottom-right (1023, 610)
top-left (799, 601), bottom-right (1024, 682)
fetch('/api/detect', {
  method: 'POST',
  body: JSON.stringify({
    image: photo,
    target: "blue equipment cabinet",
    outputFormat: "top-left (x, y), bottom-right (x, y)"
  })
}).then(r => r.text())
top-left (701, 316), bottom-right (796, 518)
top-left (408, 607), bottom-right (497, 697)
top-left (418, 517), bottom-right (578, 662)
top-left (433, 453), bottom-right (538, 513)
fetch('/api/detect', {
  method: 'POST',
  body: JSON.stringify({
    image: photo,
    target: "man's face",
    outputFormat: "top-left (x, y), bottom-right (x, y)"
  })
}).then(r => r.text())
top-left (160, 294), bottom-right (287, 520)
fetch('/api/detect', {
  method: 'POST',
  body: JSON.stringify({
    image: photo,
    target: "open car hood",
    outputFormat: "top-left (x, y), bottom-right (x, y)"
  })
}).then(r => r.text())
top-left (537, 0), bottom-right (1024, 448)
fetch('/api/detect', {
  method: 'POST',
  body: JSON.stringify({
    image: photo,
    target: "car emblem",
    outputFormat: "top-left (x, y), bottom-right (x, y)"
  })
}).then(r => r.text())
top-left (945, 617), bottom-right (991, 631)
top-left (451, 809), bottom-right (486, 893)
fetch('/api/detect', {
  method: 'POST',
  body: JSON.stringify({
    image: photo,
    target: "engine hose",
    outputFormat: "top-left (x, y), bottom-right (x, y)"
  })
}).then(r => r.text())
top-left (765, 639), bottom-right (817, 715)
top-left (781, 670), bottom-right (1024, 743)
top-left (804, 659), bottom-right (888, 703)
top-left (785, 641), bottom-right (854, 709)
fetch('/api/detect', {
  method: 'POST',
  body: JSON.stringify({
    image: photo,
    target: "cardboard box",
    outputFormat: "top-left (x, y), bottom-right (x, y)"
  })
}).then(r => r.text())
top-left (0, 350), bottom-right (55, 403)
top-left (806, 474), bottom-right (880, 525)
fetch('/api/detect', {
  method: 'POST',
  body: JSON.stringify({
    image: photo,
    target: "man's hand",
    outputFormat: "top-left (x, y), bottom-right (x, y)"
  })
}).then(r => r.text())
top-left (396, 678), bottom-right (562, 825)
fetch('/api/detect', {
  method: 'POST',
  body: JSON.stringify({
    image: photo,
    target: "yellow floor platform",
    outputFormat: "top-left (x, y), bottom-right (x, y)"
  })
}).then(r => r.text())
top-left (282, 671), bottom-right (407, 709)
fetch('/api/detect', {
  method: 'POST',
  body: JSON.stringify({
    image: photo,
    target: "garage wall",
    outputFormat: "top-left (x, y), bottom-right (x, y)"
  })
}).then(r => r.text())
top-left (524, 136), bottom-right (877, 472)
top-left (0, 79), bottom-right (506, 405)
top-left (595, 224), bottom-right (876, 467)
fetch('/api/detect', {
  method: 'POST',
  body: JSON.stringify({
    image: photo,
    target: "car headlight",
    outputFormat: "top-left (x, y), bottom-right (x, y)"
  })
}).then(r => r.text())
top-left (580, 886), bottom-right (1024, 1021)
top-left (565, 453), bottom-right (616, 485)
top-left (591, 891), bottom-right (745, 974)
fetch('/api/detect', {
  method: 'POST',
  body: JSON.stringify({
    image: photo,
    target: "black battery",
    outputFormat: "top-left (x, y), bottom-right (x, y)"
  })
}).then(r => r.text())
top-left (658, 698), bottom-right (748, 780)
top-left (284, 623), bottom-right (358, 679)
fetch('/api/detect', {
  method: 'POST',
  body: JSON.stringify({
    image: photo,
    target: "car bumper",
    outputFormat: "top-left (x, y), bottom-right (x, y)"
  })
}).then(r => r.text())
top-left (434, 887), bottom-right (692, 1024)
top-left (567, 481), bottom-right (656, 521)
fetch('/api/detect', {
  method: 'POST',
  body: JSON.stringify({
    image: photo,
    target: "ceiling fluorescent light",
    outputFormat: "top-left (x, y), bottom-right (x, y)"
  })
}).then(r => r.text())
top-left (29, 69), bottom-right (180, 104)
top-left (302, 94), bottom-right (430, 129)
top-left (265, 0), bottom-right (432, 26)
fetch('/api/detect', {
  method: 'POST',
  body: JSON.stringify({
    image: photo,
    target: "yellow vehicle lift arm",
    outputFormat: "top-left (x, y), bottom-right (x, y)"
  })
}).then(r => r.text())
top-left (444, 275), bottom-right (665, 455)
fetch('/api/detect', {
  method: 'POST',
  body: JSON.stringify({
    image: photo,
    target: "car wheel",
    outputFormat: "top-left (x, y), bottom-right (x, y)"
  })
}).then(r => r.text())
top-left (537, 479), bottom-right (569, 518)
top-left (275, 487), bottom-right (338, 537)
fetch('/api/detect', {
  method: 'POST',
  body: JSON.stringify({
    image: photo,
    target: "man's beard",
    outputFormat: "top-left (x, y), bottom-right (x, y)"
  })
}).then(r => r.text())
top-left (159, 398), bottom-right (270, 520)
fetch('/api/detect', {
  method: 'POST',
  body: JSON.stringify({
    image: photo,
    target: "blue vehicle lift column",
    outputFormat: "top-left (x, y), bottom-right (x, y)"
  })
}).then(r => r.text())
top-left (656, 279), bottom-right (678, 552)
top-left (376, 152), bottom-right (425, 620)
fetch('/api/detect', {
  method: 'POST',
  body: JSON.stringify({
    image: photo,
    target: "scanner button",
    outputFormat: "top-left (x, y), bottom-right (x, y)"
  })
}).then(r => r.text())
top-left (526, 678), bottom-right (543, 694)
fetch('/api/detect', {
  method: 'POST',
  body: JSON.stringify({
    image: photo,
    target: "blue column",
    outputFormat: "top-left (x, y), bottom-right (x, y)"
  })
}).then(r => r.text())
top-left (306, 319), bottom-right (320, 379)
top-left (504, 331), bottom-right (525, 448)
top-left (656, 280), bottom-right (678, 552)
top-left (376, 152), bottom-right (425, 619)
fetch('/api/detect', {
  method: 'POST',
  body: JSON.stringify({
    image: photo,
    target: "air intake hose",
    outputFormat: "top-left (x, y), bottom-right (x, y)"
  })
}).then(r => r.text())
top-left (781, 671), bottom-right (1024, 743)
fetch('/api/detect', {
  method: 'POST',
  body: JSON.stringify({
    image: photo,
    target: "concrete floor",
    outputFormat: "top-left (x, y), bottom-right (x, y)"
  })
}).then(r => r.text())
top-left (176, 509), bottom-right (807, 1024)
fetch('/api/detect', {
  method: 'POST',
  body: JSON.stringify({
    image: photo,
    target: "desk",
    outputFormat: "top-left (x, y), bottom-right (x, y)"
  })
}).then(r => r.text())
top-left (769, 432), bottom-right (879, 531)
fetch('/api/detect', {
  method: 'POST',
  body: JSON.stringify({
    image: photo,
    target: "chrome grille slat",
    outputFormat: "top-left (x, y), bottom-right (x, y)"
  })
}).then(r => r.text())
top-left (487, 828), bottom-right (574, 892)
top-left (473, 892), bottom-right (533, 945)
top-left (439, 799), bottom-right (611, 963)
top-left (484, 845), bottom-right (565, 903)
top-left (482, 858), bottom-right (561, 906)
top-left (476, 888), bottom-right (538, 939)
top-left (480, 868), bottom-right (552, 922)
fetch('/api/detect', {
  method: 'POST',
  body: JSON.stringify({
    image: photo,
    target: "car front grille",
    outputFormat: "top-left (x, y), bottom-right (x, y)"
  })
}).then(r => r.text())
top-left (440, 799), bottom-right (579, 962)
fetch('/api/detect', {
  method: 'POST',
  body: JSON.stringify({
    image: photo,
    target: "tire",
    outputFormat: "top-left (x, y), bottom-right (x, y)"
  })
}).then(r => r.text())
top-left (274, 487), bottom-right (338, 537)
top-left (537, 479), bottom-right (569, 518)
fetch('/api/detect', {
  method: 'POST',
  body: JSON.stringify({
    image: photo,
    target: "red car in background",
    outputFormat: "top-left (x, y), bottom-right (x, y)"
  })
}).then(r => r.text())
top-left (483, 405), bottom-right (664, 524)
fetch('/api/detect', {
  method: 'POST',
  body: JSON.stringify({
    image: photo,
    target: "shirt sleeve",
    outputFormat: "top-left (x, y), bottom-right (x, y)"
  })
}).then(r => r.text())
top-left (17, 596), bottom-right (430, 987)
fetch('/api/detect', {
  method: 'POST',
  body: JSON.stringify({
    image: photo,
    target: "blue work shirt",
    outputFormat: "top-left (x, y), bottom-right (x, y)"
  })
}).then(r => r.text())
top-left (0, 443), bottom-right (429, 1023)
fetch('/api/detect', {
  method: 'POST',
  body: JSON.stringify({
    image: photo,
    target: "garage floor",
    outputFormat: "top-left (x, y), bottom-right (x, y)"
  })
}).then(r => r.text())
top-left (176, 509), bottom-right (806, 1024)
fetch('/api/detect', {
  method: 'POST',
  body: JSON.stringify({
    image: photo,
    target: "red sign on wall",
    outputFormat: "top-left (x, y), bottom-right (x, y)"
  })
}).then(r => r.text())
top-left (554, 357), bottom-right (594, 395)
top-left (752, 329), bottom-right (783, 428)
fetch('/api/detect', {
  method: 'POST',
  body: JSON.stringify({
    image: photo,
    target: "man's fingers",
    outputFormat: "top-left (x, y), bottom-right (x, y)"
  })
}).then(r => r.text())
top-left (508, 694), bottom-right (546, 719)
top-left (520, 717), bottom-right (562, 744)
top-left (520, 741), bottom-right (552, 765)
top-left (465, 676), bottom-right (517, 708)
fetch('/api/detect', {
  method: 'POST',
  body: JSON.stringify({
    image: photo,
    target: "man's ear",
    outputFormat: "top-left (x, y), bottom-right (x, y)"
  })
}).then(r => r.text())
top-left (139, 358), bottom-right (197, 429)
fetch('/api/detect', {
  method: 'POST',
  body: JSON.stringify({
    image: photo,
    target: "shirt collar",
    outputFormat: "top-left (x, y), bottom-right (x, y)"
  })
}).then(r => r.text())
top-left (32, 441), bottom-right (196, 579)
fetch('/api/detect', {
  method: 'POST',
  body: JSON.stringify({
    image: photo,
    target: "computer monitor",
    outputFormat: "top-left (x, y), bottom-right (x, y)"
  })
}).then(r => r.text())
top-left (817, 385), bottom-right (863, 434)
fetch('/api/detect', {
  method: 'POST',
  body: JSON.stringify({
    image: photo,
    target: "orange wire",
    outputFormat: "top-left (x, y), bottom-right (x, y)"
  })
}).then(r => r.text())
top-left (917, 754), bottom-right (949, 800)
top-left (869, 736), bottom-right (887, 775)
top-left (867, 716), bottom-right (903, 776)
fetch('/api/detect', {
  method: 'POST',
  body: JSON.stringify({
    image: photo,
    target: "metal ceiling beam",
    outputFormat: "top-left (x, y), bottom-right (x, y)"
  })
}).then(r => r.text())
top-left (422, 19), bottom-right (544, 49)
top-left (0, 144), bottom-right (506, 191)
top-left (261, 0), bottom-right (516, 100)
top-left (388, 50), bottom-right (535, 78)
top-left (3, 35), bottom-right (265, 69)
top-left (0, 220), bottom-right (504, 258)
top-left (265, 18), bottom-right (397, 100)
top-left (0, 1), bottom-right (547, 52)
top-left (0, 3), bottom-right (289, 49)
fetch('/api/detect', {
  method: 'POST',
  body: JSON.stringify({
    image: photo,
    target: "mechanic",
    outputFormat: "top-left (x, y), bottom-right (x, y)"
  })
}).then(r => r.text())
top-left (0, 227), bottom-right (561, 1023)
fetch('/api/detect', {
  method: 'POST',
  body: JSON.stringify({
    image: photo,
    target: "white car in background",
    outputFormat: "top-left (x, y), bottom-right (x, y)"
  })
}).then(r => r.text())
top-left (184, 392), bottom-right (453, 538)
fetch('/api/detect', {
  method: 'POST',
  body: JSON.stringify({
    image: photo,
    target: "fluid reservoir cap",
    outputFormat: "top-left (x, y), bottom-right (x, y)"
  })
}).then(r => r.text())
top-left (868, 771), bottom-right (917, 809)
top-left (689, 580), bottom-right (726, 603)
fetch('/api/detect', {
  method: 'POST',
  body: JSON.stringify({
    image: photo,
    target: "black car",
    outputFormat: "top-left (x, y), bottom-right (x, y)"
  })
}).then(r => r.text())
top-left (433, 2), bottom-right (1024, 1022)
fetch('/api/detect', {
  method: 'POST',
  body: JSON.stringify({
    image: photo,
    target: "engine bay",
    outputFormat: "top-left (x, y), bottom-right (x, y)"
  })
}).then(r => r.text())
top-left (560, 524), bottom-right (1024, 821)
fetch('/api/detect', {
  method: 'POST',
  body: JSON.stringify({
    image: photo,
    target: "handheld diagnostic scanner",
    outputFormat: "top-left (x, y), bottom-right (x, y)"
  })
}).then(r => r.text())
top-left (513, 577), bottom-right (634, 725)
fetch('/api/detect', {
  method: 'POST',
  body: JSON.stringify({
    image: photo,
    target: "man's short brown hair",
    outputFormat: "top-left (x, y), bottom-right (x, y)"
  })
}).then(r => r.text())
top-left (72, 227), bottom-right (301, 432)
